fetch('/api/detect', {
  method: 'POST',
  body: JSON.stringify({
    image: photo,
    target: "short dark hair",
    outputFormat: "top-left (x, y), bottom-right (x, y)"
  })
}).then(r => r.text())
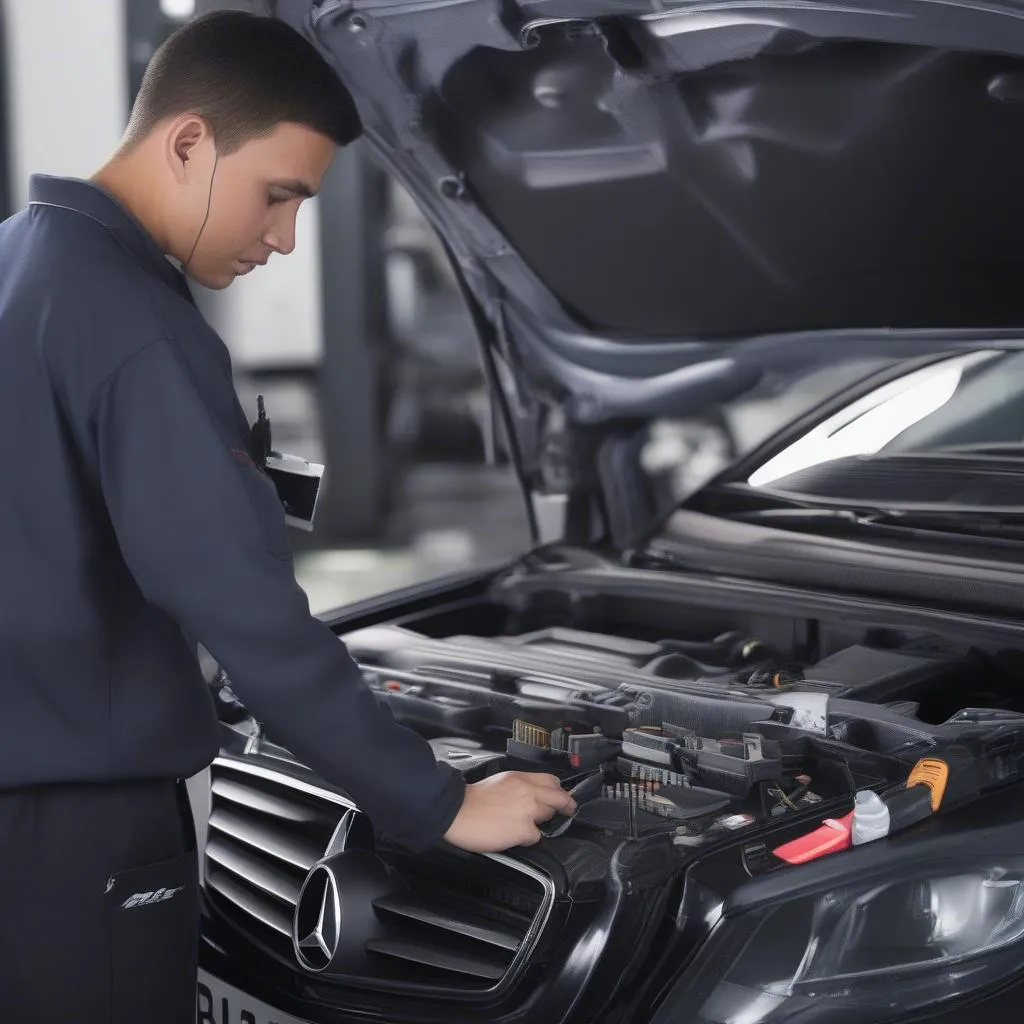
top-left (124, 10), bottom-right (361, 154)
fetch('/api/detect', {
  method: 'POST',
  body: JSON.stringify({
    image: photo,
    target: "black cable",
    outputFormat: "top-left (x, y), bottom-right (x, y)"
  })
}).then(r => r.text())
top-left (183, 150), bottom-right (219, 275)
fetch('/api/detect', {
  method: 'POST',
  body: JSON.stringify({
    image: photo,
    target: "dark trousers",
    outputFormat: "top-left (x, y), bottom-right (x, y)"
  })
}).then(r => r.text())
top-left (0, 777), bottom-right (199, 1022)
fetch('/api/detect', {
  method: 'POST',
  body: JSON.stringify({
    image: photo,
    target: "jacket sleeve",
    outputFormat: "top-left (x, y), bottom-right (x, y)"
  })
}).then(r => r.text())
top-left (92, 337), bottom-right (465, 851)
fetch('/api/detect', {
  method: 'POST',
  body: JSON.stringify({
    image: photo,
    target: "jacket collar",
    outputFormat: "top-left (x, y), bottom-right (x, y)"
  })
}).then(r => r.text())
top-left (28, 174), bottom-right (195, 303)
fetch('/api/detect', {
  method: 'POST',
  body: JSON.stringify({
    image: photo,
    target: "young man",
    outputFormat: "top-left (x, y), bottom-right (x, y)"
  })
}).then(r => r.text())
top-left (0, 11), bottom-right (574, 1021)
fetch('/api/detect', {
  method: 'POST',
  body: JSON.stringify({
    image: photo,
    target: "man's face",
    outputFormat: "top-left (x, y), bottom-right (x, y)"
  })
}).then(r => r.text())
top-left (184, 122), bottom-right (336, 289)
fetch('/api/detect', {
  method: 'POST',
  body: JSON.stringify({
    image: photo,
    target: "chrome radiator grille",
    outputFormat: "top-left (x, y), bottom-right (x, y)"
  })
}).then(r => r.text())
top-left (205, 761), bottom-right (348, 950)
top-left (204, 757), bottom-right (553, 996)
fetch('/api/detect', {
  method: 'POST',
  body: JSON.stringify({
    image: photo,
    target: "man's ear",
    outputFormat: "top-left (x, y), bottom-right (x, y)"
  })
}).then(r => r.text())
top-left (166, 114), bottom-right (213, 185)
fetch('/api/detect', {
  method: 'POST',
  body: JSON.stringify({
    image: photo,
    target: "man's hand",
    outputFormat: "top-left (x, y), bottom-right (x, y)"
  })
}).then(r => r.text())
top-left (443, 771), bottom-right (577, 853)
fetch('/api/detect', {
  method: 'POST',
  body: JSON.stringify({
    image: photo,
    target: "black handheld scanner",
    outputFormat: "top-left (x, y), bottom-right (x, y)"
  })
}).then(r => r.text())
top-left (249, 394), bottom-right (325, 531)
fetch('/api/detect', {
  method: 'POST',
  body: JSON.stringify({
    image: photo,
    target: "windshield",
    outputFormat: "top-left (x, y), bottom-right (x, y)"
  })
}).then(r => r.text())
top-left (746, 348), bottom-right (1024, 496)
top-left (747, 350), bottom-right (1020, 485)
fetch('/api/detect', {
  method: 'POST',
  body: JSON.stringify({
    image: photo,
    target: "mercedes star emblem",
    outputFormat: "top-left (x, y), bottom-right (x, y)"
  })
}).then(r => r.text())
top-left (293, 864), bottom-right (341, 972)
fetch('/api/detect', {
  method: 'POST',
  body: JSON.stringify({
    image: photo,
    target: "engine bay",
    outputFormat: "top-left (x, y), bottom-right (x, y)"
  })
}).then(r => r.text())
top-left (217, 563), bottom-right (1024, 869)
top-left (336, 623), bottom-right (1023, 858)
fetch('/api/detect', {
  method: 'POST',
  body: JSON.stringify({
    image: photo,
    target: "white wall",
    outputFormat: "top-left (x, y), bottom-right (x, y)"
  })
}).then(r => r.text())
top-left (6, 0), bottom-right (127, 207)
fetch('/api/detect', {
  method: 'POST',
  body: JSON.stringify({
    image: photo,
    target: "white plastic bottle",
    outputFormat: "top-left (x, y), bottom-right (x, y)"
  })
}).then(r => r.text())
top-left (851, 789), bottom-right (891, 846)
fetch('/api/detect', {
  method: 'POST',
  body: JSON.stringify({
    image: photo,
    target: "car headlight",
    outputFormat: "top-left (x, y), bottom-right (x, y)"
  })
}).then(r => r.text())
top-left (668, 864), bottom-right (1024, 1024)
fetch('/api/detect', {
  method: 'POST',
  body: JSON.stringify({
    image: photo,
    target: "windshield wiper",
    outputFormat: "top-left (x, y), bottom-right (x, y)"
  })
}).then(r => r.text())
top-left (923, 442), bottom-right (1024, 457)
top-left (731, 506), bottom-right (1024, 543)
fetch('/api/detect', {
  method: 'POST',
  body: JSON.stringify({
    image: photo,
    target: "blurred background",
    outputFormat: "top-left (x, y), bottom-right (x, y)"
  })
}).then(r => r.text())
top-left (0, 0), bottom-right (872, 614)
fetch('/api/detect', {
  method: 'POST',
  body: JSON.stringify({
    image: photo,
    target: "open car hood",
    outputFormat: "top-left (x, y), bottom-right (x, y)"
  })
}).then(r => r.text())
top-left (266, 0), bottom-right (1024, 546)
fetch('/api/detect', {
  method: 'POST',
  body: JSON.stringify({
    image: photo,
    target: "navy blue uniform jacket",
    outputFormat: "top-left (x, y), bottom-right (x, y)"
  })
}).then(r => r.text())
top-left (0, 175), bottom-right (464, 851)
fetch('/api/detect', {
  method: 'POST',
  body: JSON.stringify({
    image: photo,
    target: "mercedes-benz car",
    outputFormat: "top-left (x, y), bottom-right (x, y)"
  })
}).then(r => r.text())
top-left (196, 3), bottom-right (1024, 1023)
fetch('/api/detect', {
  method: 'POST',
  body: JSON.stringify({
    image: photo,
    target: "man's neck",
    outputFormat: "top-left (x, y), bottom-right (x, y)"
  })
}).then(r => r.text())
top-left (91, 152), bottom-right (172, 256)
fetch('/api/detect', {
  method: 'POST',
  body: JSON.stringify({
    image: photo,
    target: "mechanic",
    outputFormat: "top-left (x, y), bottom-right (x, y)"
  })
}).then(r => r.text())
top-left (0, 11), bottom-right (575, 1022)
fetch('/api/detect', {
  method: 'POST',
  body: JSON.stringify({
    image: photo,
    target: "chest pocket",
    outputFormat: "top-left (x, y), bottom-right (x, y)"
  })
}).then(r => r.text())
top-left (232, 449), bottom-right (292, 559)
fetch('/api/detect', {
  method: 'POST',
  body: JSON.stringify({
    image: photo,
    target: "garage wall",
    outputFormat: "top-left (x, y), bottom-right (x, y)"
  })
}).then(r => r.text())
top-left (5, 0), bottom-right (127, 208)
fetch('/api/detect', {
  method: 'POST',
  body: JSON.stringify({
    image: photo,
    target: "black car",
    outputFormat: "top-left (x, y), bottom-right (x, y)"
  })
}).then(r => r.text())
top-left (196, 3), bottom-right (1024, 1023)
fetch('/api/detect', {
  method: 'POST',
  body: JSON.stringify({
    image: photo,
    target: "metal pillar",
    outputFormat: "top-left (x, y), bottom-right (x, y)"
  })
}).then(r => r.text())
top-left (313, 142), bottom-right (393, 541)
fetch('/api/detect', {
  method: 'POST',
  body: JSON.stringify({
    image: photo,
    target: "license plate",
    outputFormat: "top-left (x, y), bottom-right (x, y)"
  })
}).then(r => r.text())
top-left (197, 970), bottom-right (311, 1024)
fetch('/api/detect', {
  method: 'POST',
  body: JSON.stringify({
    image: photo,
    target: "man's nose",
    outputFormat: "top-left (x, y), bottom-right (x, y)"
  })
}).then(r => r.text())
top-left (263, 212), bottom-right (297, 256)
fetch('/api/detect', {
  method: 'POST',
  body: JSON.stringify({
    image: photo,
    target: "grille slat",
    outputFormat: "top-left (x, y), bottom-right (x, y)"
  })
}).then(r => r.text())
top-left (211, 777), bottom-right (338, 827)
top-left (206, 837), bottom-right (302, 906)
top-left (207, 870), bottom-right (293, 937)
top-left (208, 807), bottom-right (323, 872)
top-left (365, 938), bottom-right (509, 981)
top-left (374, 893), bottom-right (522, 951)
